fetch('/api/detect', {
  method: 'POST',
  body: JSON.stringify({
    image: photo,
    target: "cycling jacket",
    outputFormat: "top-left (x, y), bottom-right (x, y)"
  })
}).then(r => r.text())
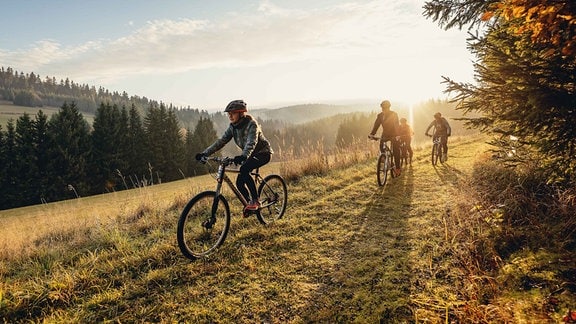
top-left (203, 115), bottom-right (273, 158)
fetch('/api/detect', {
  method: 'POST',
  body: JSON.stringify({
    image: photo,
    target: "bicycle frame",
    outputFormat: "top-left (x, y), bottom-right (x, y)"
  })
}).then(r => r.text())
top-left (213, 162), bottom-right (249, 207)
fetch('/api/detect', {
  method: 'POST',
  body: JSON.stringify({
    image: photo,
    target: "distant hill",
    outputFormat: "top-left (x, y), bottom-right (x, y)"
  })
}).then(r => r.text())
top-left (250, 103), bottom-right (376, 124)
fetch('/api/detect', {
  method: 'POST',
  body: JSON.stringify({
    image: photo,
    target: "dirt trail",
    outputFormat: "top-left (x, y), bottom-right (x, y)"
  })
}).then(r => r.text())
top-left (294, 137), bottom-right (490, 322)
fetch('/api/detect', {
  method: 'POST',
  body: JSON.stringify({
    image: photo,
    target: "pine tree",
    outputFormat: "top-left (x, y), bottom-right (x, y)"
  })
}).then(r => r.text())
top-left (0, 121), bottom-right (18, 209)
top-left (34, 110), bottom-right (50, 203)
top-left (424, 0), bottom-right (576, 183)
top-left (15, 113), bottom-right (38, 207)
top-left (185, 117), bottom-right (218, 176)
top-left (45, 102), bottom-right (91, 201)
top-left (143, 103), bottom-right (185, 183)
top-left (126, 104), bottom-right (147, 187)
top-left (90, 103), bottom-right (128, 193)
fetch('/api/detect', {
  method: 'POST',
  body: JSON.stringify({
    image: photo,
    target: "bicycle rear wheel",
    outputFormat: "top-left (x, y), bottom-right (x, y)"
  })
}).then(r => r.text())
top-left (177, 191), bottom-right (230, 260)
top-left (257, 174), bottom-right (287, 225)
top-left (377, 153), bottom-right (389, 186)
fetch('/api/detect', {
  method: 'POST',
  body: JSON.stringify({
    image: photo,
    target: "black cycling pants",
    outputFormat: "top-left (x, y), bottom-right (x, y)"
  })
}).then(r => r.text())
top-left (237, 151), bottom-right (271, 202)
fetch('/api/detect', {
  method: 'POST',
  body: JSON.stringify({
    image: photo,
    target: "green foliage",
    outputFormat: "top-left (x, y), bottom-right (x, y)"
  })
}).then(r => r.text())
top-left (45, 102), bottom-right (92, 200)
top-left (90, 103), bottom-right (130, 193)
top-left (185, 117), bottom-right (217, 176)
top-left (143, 103), bottom-right (185, 183)
top-left (424, 0), bottom-right (576, 185)
top-left (13, 89), bottom-right (42, 107)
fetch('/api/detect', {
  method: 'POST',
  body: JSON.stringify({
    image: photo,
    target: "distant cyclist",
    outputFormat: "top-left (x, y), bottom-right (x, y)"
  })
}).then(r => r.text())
top-left (398, 117), bottom-right (414, 165)
top-left (425, 112), bottom-right (451, 161)
top-left (368, 100), bottom-right (401, 177)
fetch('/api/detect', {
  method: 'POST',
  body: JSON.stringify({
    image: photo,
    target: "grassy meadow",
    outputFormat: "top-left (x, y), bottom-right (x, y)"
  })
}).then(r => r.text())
top-left (0, 101), bottom-right (94, 127)
top-left (0, 135), bottom-right (574, 323)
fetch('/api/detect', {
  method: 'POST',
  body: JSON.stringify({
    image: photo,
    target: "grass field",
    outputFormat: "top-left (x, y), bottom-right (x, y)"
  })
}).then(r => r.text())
top-left (0, 100), bottom-right (94, 127)
top-left (0, 136), bottom-right (574, 322)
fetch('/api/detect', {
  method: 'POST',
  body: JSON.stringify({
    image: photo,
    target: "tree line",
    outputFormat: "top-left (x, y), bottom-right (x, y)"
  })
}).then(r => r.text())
top-left (0, 101), bottom-right (218, 210)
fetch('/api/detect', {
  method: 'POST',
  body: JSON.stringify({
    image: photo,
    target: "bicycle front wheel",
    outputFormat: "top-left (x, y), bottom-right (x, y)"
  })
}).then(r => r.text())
top-left (377, 153), bottom-right (389, 186)
top-left (257, 174), bottom-right (288, 225)
top-left (177, 191), bottom-right (230, 260)
top-left (431, 144), bottom-right (440, 166)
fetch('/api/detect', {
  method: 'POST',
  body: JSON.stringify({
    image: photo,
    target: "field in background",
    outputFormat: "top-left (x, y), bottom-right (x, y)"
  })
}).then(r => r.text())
top-left (0, 100), bottom-right (95, 126)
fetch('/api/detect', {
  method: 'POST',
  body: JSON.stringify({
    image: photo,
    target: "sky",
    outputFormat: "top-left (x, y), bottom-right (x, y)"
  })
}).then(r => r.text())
top-left (0, 0), bottom-right (475, 111)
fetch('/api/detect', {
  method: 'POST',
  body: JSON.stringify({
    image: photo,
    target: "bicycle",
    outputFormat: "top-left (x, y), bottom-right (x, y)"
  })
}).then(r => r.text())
top-left (177, 156), bottom-right (288, 260)
top-left (398, 138), bottom-right (410, 168)
top-left (369, 135), bottom-right (397, 186)
top-left (428, 135), bottom-right (446, 166)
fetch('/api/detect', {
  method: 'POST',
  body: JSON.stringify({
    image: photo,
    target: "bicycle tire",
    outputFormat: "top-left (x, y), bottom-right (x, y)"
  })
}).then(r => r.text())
top-left (399, 143), bottom-right (408, 168)
top-left (431, 143), bottom-right (439, 166)
top-left (377, 153), bottom-right (389, 186)
top-left (177, 191), bottom-right (230, 260)
top-left (256, 174), bottom-right (288, 225)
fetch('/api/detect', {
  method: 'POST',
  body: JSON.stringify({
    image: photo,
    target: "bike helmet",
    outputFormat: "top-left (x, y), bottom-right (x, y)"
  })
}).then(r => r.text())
top-left (434, 112), bottom-right (441, 118)
top-left (380, 100), bottom-right (391, 109)
top-left (224, 100), bottom-right (247, 113)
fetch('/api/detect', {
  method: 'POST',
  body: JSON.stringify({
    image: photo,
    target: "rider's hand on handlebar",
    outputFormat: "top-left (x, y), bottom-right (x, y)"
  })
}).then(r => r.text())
top-left (233, 155), bottom-right (247, 165)
top-left (195, 153), bottom-right (206, 161)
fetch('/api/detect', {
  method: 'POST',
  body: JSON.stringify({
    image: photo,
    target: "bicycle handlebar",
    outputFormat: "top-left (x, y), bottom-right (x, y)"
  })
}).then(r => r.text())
top-left (199, 156), bottom-right (236, 166)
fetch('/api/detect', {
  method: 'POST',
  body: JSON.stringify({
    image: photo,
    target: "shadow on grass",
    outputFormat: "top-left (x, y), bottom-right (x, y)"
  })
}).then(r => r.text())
top-left (301, 164), bottom-right (416, 322)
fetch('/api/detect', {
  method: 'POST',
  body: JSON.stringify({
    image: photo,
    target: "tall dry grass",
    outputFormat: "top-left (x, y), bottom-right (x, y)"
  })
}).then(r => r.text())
top-left (441, 152), bottom-right (576, 322)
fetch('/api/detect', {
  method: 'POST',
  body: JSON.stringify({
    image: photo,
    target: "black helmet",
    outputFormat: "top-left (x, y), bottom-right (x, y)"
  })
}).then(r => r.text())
top-left (224, 100), bottom-right (247, 113)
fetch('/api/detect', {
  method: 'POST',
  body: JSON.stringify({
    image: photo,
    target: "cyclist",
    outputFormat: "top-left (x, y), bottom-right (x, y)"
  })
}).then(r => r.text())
top-left (195, 100), bottom-right (273, 213)
top-left (398, 117), bottom-right (414, 165)
top-left (425, 112), bottom-right (451, 161)
top-left (368, 100), bottom-right (401, 177)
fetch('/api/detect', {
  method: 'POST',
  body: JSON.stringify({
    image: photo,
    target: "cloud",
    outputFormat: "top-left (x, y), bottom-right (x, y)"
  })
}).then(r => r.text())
top-left (1, 0), bottom-right (459, 83)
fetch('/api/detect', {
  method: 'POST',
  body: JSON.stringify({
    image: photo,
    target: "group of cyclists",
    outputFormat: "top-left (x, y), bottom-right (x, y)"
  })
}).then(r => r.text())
top-left (195, 99), bottom-right (451, 216)
top-left (369, 100), bottom-right (452, 177)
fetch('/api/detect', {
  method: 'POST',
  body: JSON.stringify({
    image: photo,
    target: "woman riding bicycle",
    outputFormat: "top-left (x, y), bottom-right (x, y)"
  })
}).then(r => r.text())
top-left (398, 117), bottom-right (414, 165)
top-left (195, 100), bottom-right (273, 213)
top-left (425, 112), bottom-right (451, 161)
top-left (369, 100), bottom-right (401, 177)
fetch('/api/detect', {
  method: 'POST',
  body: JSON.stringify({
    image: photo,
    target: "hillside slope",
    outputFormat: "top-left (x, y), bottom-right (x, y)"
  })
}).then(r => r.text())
top-left (1, 138), bottom-right (491, 322)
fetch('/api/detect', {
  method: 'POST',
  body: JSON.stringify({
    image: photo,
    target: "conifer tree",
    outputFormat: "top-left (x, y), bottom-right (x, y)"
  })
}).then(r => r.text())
top-left (0, 121), bottom-right (18, 209)
top-left (90, 103), bottom-right (128, 193)
top-left (15, 113), bottom-right (38, 207)
top-left (34, 110), bottom-right (50, 202)
top-left (185, 116), bottom-right (217, 176)
top-left (45, 102), bottom-right (91, 201)
top-left (126, 104), bottom-right (147, 186)
top-left (143, 103), bottom-right (185, 183)
top-left (424, 0), bottom-right (576, 183)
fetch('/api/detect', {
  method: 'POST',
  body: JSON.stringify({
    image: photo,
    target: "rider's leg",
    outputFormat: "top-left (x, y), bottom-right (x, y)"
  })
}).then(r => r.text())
top-left (441, 136), bottom-right (448, 160)
top-left (237, 152), bottom-right (271, 206)
top-left (391, 138), bottom-right (401, 174)
top-left (407, 139), bottom-right (414, 164)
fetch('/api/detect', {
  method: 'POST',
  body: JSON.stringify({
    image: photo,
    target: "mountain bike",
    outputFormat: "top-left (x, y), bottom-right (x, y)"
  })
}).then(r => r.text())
top-left (369, 135), bottom-right (397, 186)
top-left (177, 156), bottom-right (288, 260)
top-left (398, 138), bottom-right (409, 168)
top-left (429, 135), bottom-right (446, 166)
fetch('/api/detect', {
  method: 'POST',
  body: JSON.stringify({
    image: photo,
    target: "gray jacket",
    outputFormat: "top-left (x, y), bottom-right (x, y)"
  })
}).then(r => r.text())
top-left (203, 115), bottom-right (272, 158)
